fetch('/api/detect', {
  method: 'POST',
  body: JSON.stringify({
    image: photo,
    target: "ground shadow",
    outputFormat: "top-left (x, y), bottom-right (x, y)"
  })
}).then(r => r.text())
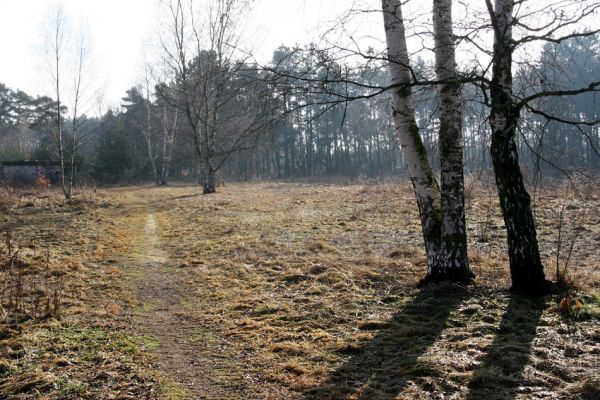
top-left (466, 294), bottom-right (549, 400)
top-left (304, 284), bottom-right (470, 400)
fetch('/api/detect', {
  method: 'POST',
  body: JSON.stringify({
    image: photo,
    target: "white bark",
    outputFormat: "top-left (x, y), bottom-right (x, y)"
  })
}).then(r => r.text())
top-left (43, 7), bottom-right (92, 200)
top-left (433, 0), bottom-right (471, 277)
top-left (67, 33), bottom-right (88, 198)
top-left (160, 104), bottom-right (178, 185)
top-left (46, 7), bottom-right (68, 198)
top-left (382, 0), bottom-right (441, 267)
top-left (142, 67), bottom-right (159, 184)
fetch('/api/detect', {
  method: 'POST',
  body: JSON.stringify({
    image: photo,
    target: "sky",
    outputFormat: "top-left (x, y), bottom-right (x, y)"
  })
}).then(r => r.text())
top-left (0, 0), bottom-right (594, 114)
top-left (0, 0), bottom-right (382, 110)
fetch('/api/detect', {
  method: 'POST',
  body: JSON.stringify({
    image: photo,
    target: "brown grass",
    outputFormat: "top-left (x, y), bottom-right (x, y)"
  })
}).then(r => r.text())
top-left (0, 187), bottom-right (157, 399)
top-left (1, 180), bottom-right (598, 399)
top-left (0, 185), bottom-right (16, 212)
top-left (149, 180), bottom-right (599, 399)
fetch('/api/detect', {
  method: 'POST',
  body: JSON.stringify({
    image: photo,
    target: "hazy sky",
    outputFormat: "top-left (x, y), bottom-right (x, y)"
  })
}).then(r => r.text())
top-left (0, 0), bottom-right (380, 109)
top-left (0, 0), bottom-right (593, 113)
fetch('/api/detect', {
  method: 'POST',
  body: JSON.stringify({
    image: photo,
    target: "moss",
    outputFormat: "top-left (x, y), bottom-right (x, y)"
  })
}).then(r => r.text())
top-left (159, 378), bottom-right (189, 400)
top-left (55, 378), bottom-right (88, 396)
top-left (139, 335), bottom-right (161, 351)
top-left (134, 299), bottom-right (160, 313)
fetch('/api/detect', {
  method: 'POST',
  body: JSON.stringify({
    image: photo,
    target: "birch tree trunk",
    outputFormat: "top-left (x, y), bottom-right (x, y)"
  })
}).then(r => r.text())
top-left (56, 61), bottom-right (68, 199)
top-left (160, 105), bottom-right (177, 185)
top-left (160, 104), bottom-right (169, 185)
top-left (201, 159), bottom-right (217, 194)
top-left (144, 100), bottom-right (159, 184)
top-left (142, 66), bottom-right (159, 184)
top-left (486, 0), bottom-right (551, 294)
top-left (429, 0), bottom-right (473, 282)
top-left (67, 36), bottom-right (87, 200)
top-left (48, 8), bottom-right (69, 199)
top-left (200, 117), bottom-right (217, 194)
top-left (381, 0), bottom-right (442, 272)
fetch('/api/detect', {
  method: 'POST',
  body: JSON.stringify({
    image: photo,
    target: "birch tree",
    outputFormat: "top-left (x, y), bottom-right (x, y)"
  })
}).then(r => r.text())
top-left (430, 0), bottom-right (472, 282)
top-left (483, 0), bottom-right (599, 294)
top-left (141, 66), bottom-right (160, 184)
top-left (41, 6), bottom-right (91, 199)
top-left (486, 0), bottom-right (547, 294)
top-left (65, 32), bottom-right (89, 198)
top-left (382, 0), bottom-right (442, 276)
top-left (156, 83), bottom-right (179, 185)
top-left (159, 0), bottom-right (273, 194)
top-left (382, 0), bottom-right (473, 284)
top-left (43, 6), bottom-right (68, 198)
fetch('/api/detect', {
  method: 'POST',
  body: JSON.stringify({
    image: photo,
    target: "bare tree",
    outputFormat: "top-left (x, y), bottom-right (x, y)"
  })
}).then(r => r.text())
top-left (155, 82), bottom-right (179, 185)
top-left (141, 65), bottom-right (160, 184)
top-left (41, 5), bottom-right (92, 199)
top-left (66, 31), bottom-right (90, 197)
top-left (159, 0), bottom-right (274, 194)
top-left (43, 6), bottom-right (68, 197)
top-left (483, 0), bottom-right (600, 294)
top-left (381, 0), bottom-right (474, 284)
top-left (430, 0), bottom-right (473, 283)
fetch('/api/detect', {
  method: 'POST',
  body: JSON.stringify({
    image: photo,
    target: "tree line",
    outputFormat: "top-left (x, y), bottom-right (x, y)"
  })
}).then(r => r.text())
top-left (2, 31), bottom-right (598, 183)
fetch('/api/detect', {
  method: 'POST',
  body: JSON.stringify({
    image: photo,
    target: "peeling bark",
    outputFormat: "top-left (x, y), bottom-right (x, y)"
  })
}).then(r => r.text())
top-left (382, 0), bottom-right (472, 284)
top-left (486, 0), bottom-right (551, 295)
top-left (428, 0), bottom-right (474, 283)
top-left (382, 0), bottom-right (442, 274)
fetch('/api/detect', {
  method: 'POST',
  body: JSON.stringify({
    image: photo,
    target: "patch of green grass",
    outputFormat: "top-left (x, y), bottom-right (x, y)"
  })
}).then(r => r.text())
top-left (159, 378), bottom-right (189, 400)
top-left (54, 377), bottom-right (88, 396)
top-left (134, 299), bottom-right (160, 313)
top-left (562, 291), bottom-right (600, 321)
top-left (179, 297), bottom-right (196, 309)
top-left (32, 326), bottom-right (138, 362)
top-left (187, 327), bottom-right (219, 345)
top-left (139, 335), bottom-right (161, 351)
top-left (128, 266), bottom-right (146, 279)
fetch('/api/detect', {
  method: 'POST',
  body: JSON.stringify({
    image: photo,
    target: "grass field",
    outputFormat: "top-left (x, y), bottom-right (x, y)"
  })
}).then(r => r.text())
top-left (1, 180), bottom-right (598, 399)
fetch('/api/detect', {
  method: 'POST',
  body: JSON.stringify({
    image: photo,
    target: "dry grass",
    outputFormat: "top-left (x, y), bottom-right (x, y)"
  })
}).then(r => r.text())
top-left (0, 185), bottom-right (17, 212)
top-left (0, 187), bottom-right (157, 399)
top-left (151, 180), bottom-right (599, 399)
top-left (1, 180), bottom-right (598, 399)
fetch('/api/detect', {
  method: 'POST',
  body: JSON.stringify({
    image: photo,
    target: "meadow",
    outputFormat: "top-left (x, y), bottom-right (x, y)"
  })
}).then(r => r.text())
top-left (1, 179), bottom-right (598, 399)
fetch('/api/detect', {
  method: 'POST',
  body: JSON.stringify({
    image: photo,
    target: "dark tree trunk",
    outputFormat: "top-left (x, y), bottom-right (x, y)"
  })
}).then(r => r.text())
top-left (490, 116), bottom-right (549, 294)
top-left (202, 160), bottom-right (217, 194)
top-left (487, 0), bottom-right (551, 295)
top-left (425, 0), bottom-right (473, 284)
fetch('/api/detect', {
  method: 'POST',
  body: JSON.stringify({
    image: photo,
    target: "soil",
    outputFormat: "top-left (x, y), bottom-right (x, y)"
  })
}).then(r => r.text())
top-left (131, 210), bottom-right (243, 399)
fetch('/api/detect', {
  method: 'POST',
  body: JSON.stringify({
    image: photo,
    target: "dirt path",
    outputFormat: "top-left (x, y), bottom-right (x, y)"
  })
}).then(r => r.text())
top-left (130, 207), bottom-right (233, 399)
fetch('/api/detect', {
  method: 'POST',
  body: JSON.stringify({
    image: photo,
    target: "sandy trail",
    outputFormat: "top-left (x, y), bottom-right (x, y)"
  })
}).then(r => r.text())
top-left (131, 209), bottom-right (230, 399)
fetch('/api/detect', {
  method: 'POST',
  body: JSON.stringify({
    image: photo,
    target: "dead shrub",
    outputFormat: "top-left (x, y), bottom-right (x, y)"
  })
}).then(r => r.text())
top-left (0, 245), bottom-right (64, 322)
top-left (0, 185), bottom-right (16, 211)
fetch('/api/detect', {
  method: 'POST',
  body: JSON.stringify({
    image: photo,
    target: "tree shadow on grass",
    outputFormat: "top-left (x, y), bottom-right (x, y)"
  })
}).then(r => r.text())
top-left (466, 294), bottom-right (549, 400)
top-left (304, 283), bottom-right (471, 400)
